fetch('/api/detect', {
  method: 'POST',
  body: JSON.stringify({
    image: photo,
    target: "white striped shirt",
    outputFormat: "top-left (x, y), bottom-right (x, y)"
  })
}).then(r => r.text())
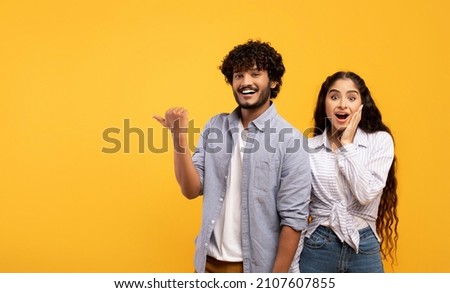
top-left (305, 128), bottom-right (394, 252)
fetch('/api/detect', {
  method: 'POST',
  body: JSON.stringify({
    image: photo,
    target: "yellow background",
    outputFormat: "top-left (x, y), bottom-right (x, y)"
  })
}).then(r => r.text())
top-left (1, 0), bottom-right (449, 272)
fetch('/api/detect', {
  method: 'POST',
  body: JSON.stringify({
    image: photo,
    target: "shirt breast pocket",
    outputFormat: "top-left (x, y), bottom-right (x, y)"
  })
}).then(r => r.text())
top-left (254, 158), bottom-right (279, 193)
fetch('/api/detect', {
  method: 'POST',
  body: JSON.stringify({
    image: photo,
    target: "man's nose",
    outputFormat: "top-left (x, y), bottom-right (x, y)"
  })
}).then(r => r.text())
top-left (241, 73), bottom-right (252, 85)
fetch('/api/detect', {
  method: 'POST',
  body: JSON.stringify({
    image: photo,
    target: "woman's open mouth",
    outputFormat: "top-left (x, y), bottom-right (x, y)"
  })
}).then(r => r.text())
top-left (335, 113), bottom-right (349, 121)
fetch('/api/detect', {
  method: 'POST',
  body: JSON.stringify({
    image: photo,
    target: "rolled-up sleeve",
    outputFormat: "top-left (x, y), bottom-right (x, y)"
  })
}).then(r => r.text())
top-left (277, 135), bottom-right (312, 231)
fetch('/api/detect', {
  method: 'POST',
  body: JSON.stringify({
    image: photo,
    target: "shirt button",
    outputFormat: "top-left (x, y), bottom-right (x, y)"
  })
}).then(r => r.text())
top-left (219, 198), bottom-right (224, 202)
top-left (211, 220), bottom-right (215, 224)
top-left (204, 243), bottom-right (208, 247)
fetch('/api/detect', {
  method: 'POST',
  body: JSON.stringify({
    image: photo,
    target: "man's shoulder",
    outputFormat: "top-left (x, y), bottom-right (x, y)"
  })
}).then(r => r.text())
top-left (212, 112), bottom-right (230, 119)
top-left (201, 113), bottom-right (236, 131)
top-left (272, 115), bottom-right (303, 137)
top-left (206, 112), bottom-right (230, 124)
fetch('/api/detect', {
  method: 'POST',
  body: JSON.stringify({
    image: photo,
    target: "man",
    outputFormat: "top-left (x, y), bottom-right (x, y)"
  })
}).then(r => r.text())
top-left (154, 40), bottom-right (311, 273)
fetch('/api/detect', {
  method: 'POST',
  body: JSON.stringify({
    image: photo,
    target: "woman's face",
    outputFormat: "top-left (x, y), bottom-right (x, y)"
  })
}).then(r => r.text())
top-left (325, 78), bottom-right (363, 132)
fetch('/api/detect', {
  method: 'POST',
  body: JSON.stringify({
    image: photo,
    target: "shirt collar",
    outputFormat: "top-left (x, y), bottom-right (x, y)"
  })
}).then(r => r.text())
top-left (227, 102), bottom-right (278, 132)
top-left (228, 107), bottom-right (241, 127)
top-left (308, 131), bottom-right (327, 150)
top-left (308, 127), bottom-right (369, 150)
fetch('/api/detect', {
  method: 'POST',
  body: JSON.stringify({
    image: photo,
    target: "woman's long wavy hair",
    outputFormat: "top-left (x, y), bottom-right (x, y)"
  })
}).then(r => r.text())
top-left (313, 71), bottom-right (399, 265)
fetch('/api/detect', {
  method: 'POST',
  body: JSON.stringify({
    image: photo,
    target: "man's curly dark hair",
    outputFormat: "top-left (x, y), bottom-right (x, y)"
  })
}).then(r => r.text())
top-left (219, 40), bottom-right (285, 98)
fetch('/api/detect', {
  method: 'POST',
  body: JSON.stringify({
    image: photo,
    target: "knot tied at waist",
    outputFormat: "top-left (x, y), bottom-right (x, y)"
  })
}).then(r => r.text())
top-left (329, 202), bottom-right (361, 253)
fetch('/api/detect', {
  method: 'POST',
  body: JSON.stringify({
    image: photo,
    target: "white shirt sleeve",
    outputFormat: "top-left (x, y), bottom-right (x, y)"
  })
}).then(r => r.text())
top-left (336, 131), bottom-right (394, 205)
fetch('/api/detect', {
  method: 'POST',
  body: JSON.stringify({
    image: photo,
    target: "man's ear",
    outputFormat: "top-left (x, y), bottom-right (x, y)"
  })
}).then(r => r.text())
top-left (270, 81), bottom-right (278, 89)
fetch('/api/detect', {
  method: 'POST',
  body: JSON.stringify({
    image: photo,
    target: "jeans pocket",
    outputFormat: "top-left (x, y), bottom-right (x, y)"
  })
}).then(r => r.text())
top-left (358, 232), bottom-right (380, 255)
top-left (304, 230), bottom-right (328, 249)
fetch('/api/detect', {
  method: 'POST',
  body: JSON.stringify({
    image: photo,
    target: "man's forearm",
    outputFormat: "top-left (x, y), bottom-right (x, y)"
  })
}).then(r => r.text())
top-left (272, 225), bottom-right (301, 273)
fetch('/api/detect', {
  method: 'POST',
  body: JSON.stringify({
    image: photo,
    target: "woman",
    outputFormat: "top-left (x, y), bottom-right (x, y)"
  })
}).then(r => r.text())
top-left (299, 71), bottom-right (398, 273)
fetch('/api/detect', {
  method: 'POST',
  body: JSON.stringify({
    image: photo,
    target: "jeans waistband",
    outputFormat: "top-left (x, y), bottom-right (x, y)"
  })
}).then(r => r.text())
top-left (315, 225), bottom-right (372, 239)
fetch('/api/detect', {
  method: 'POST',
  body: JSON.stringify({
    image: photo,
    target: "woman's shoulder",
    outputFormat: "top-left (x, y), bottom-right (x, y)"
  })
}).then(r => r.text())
top-left (362, 130), bottom-right (394, 150)
top-left (366, 130), bottom-right (393, 141)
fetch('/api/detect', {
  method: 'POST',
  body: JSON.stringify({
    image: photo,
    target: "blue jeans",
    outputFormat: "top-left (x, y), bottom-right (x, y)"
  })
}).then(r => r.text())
top-left (299, 225), bottom-right (384, 273)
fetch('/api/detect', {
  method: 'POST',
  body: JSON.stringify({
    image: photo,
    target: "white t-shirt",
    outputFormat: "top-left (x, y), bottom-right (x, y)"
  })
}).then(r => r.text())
top-left (207, 122), bottom-right (245, 261)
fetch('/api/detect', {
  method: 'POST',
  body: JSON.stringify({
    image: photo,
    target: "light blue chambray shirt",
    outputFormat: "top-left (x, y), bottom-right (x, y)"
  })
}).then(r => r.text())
top-left (192, 104), bottom-right (311, 273)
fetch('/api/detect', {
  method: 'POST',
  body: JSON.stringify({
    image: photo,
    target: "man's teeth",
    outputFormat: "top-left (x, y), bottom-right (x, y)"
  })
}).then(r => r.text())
top-left (242, 89), bottom-right (256, 94)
